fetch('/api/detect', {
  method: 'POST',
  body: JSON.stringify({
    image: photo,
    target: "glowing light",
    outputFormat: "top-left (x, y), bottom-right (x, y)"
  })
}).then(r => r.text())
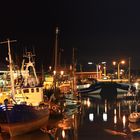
top-left (114, 108), bottom-right (116, 115)
top-left (87, 98), bottom-right (91, 107)
top-left (103, 113), bottom-right (107, 122)
top-left (98, 65), bottom-right (101, 70)
top-left (122, 115), bottom-right (126, 129)
top-left (63, 102), bottom-right (66, 107)
top-left (88, 62), bottom-right (93, 65)
top-left (114, 115), bottom-right (117, 124)
top-left (102, 62), bottom-right (106, 64)
top-left (113, 61), bottom-right (116, 65)
top-left (62, 130), bottom-right (65, 138)
top-left (115, 72), bottom-right (118, 75)
top-left (60, 70), bottom-right (64, 75)
top-left (134, 82), bottom-right (139, 90)
top-left (53, 70), bottom-right (56, 75)
top-left (121, 60), bottom-right (125, 64)
top-left (49, 66), bottom-right (52, 70)
top-left (89, 113), bottom-right (94, 122)
top-left (72, 114), bottom-right (75, 119)
top-left (83, 99), bottom-right (87, 105)
top-left (83, 84), bottom-right (90, 88)
top-left (104, 100), bottom-right (107, 113)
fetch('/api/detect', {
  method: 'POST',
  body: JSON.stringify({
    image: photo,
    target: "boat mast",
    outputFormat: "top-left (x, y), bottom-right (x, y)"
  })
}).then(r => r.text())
top-left (0, 39), bottom-right (17, 99)
top-left (72, 48), bottom-right (77, 93)
top-left (128, 57), bottom-right (131, 83)
top-left (54, 27), bottom-right (59, 71)
top-left (53, 27), bottom-right (59, 93)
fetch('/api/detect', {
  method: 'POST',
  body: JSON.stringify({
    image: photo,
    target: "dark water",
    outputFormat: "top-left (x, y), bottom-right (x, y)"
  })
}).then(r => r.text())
top-left (1, 94), bottom-right (140, 140)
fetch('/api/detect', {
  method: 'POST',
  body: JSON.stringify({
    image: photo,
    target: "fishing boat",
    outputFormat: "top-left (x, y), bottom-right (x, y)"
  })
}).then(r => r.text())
top-left (78, 81), bottom-right (136, 100)
top-left (0, 103), bottom-right (50, 137)
top-left (0, 39), bottom-right (50, 137)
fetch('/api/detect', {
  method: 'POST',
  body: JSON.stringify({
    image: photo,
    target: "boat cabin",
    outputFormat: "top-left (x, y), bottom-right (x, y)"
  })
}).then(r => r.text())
top-left (15, 86), bottom-right (44, 106)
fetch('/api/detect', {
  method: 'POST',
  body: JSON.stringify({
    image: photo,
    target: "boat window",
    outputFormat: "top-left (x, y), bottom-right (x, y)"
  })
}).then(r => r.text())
top-left (31, 88), bottom-right (34, 93)
top-left (23, 89), bottom-right (29, 93)
top-left (36, 88), bottom-right (39, 92)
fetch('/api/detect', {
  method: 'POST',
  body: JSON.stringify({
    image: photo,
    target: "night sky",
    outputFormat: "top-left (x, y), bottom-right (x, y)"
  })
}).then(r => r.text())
top-left (0, 0), bottom-right (140, 71)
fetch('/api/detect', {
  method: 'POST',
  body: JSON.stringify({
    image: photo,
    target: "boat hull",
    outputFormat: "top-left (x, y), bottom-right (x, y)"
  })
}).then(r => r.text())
top-left (0, 115), bottom-right (49, 137)
top-left (0, 104), bottom-right (50, 137)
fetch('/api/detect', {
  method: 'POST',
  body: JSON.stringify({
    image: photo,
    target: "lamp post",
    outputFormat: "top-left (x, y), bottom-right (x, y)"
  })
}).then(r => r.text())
top-left (102, 62), bottom-right (106, 77)
top-left (113, 60), bottom-right (125, 79)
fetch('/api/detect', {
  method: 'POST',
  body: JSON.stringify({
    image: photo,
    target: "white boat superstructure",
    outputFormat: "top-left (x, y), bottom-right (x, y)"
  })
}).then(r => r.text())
top-left (15, 86), bottom-right (44, 106)
top-left (14, 51), bottom-right (44, 106)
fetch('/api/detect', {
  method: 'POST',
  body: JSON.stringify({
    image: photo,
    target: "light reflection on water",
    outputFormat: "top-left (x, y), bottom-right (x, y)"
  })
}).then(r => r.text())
top-left (79, 96), bottom-right (140, 140)
top-left (1, 95), bottom-right (140, 140)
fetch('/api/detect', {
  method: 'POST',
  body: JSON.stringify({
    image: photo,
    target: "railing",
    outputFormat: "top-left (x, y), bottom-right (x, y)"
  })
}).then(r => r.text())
top-left (98, 79), bottom-right (129, 83)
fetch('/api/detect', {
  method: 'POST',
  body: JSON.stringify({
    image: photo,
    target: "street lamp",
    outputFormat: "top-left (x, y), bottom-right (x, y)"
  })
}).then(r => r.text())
top-left (113, 60), bottom-right (125, 79)
top-left (53, 70), bottom-right (56, 76)
top-left (60, 70), bottom-right (64, 76)
top-left (88, 62), bottom-right (93, 65)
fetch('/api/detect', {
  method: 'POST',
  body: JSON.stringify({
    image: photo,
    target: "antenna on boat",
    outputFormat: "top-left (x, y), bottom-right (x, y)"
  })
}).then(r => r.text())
top-left (0, 39), bottom-right (17, 99)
